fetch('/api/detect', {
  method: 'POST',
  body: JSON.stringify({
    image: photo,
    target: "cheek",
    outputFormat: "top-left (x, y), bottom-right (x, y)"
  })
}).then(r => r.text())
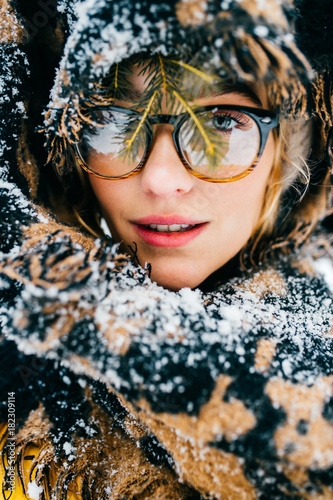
top-left (246, 133), bottom-right (276, 213)
top-left (217, 156), bottom-right (273, 218)
top-left (212, 135), bottom-right (275, 238)
top-left (89, 177), bottom-right (128, 210)
top-left (88, 177), bottom-right (132, 231)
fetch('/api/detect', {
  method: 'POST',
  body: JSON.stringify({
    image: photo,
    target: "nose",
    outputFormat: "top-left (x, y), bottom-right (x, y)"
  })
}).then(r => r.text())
top-left (140, 125), bottom-right (195, 197)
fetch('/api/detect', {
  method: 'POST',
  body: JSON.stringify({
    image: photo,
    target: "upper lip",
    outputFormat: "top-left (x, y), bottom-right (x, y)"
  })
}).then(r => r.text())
top-left (132, 216), bottom-right (207, 225)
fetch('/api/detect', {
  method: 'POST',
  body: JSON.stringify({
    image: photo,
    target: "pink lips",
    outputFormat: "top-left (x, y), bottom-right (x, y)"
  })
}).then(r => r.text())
top-left (131, 216), bottom-right (208, 247)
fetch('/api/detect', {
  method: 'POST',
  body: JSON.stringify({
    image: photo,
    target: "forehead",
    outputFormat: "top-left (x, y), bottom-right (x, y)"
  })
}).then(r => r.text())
top-left (122, 61), bottom-right (267, 108)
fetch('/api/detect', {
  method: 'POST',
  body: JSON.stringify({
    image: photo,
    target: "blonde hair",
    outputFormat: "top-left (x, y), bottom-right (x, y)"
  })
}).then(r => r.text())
top-left (243, 117), bottom-right (312, 265)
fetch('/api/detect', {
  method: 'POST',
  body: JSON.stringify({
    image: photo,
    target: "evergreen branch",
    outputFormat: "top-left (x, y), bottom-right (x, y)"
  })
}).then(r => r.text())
top-left (125, 90), bottom-right (158, 151)
top-left (100, 61), bottom-right (134, 101)
top-left (173, 91), bottom-right (215, 155)
top-left (169, 60), bottom-right (215, 84)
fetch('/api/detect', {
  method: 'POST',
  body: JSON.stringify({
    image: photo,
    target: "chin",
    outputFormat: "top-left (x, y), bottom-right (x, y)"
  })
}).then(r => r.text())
top-left (149, 265), bottom-right (206, 291)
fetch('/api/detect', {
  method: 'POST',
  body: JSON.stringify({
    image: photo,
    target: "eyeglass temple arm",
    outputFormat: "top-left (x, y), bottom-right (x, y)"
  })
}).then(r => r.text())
top-left (326, 128), bottom-right (333, 180)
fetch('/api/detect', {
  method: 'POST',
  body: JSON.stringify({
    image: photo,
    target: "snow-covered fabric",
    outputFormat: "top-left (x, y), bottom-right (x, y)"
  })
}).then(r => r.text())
top-left (1, 181), bottom-right (333, 498)
top-left (1, 0), bottom-right (333, 499)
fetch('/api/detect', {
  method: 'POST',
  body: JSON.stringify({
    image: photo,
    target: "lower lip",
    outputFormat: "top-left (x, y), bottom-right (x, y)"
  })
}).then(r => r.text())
top-left (132, 223), bottom-right (208, 247)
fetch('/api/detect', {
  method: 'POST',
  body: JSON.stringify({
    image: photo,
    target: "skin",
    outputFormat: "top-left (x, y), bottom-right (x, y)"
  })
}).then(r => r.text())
top-left (88, 69), bottom-right (276, 290)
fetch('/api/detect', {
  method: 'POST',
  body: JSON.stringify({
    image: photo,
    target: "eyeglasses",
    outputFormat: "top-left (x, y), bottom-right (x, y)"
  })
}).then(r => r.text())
top-left (75, 105), bottom-right (279, 182)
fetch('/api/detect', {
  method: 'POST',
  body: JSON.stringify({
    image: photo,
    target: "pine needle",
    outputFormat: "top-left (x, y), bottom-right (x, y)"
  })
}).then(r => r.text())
top-left (173, 91), bottom-right (215, 155)
top-left (115, 64), bottom-right (119, 89)
top-left (169, 60), bottom-right (215, 84)
top-left (125, 90), bottom-right (158, 151)
top-left (158, 53), bottom-right (168, 93)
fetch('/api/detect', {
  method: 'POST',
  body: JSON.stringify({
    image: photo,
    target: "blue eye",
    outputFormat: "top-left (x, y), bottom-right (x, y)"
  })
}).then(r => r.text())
top-left (212, 115), bottom-right (234, 131)
top-left (211, 111), bottom-right (252, 133)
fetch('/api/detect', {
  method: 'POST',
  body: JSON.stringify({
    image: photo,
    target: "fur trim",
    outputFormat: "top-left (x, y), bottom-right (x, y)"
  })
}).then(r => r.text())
top-left (1, 222), bottom-right (333, 497)
top-left (0, 2), bottom-right (30, 193)
top-left (1, 394), bottom-right (198, 499)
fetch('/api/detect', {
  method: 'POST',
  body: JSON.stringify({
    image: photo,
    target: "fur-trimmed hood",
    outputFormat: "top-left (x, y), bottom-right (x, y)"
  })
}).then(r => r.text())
top-left (45, 0), bottom-right (313, 149)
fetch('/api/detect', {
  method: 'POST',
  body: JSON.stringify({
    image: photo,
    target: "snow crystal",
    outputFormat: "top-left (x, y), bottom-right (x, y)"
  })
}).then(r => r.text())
top-left (219, 305), bottom-right (243, 325)
top-left (63, 441), bottom-right (74, 454)
top-left (186, 352), bottom-right (206, 367)
top-left (178, 287), bottom-right (203, 314)
top-left (312, 257), bottom-right (333, 293)
top-left (283, 33), bottom-right (294, 43)
top-left (27, 480), bottom-right (43, 500)
top-left (187, 401), bottom-right (194, 412)
top-left (58, 0), bottom-right (79, 31)
top-left (86, 426), bottom-right (97, 437)
top-left (15, 101), bottom-right (26, 115)
top-left (57, 1), bottom-right (67, 13)
top-left (63, 441), bottom-right (76, 460)
top-left (221, 0), bottom-right (232, 11)
top-left (0, 278), bottom-right (10, 290)
top-left (77, 378), bottom-right (87, 388)
top-left (62, 375), bottom-right (71, 385)
top-left (159, 381), bottom-right (175, 393)
top-left (105, 368), bottom-right (128, 390)
top-left (100, 217), bottom-right (112, 237)
top-left (36, 212), bottom-right (49, 223)
top-left (281, 359), bottom-right (293, 377)
top-left (235, 345), bottom-right (246, 356)
top-left (254, 26), bottom-right (269, 37)
top-left (214, 38), bottom-right (223, 48)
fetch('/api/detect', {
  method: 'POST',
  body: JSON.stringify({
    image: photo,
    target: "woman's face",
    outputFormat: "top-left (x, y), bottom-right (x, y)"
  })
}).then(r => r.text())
top-left (88, 68), bottom-right (276, 290)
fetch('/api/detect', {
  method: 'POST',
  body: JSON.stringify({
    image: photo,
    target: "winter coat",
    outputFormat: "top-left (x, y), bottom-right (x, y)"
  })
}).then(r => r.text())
top-left (1, 1), bottom-right (333, 499)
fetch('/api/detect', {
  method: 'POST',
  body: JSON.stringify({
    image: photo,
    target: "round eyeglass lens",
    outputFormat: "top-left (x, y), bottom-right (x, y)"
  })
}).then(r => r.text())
top-left (179, 109), bottom-right (260, 179)
top-left (77, 109), bottom-right (147, 177)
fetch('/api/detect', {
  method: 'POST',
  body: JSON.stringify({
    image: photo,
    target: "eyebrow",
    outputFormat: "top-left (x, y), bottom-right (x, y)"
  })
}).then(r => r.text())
top-left (116, 81), bottom-right (263, 108)
top-left (209, 82), bottom-right (263, 107)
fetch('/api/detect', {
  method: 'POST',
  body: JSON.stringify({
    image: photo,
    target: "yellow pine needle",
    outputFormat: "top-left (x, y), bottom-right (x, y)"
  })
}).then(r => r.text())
top-left (115, 64), bottom-right (119, 89)
top-left (169, 60), bottom-right (215, 84)
top-left (158, 54), bottom-right (167, 92)
top-left (125, 90), bottom-right (158, 151)
top-left (173, 91), bottom-right (215, 155)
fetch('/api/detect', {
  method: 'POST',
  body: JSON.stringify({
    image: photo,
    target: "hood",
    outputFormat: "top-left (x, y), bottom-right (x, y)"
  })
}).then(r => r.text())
top-left (45, 0), bottom-right (315, 162)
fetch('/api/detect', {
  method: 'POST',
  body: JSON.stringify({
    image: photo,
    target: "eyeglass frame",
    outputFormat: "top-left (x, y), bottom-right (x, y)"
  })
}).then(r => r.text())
top-left (327, 127), bottom-right (333, 180)
top-left (75, 104), bottom-right (279, 183)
